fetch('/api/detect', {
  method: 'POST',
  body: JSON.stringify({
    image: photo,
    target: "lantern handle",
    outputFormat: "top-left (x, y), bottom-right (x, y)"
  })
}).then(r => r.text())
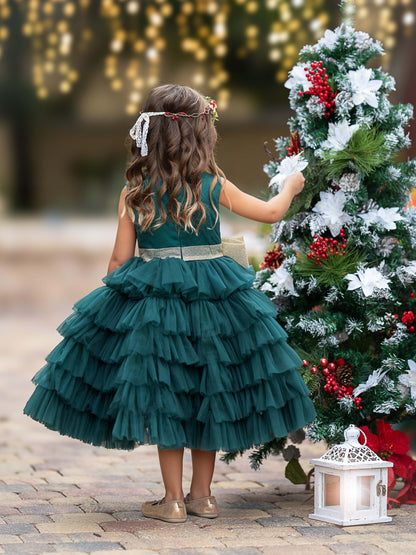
top-left (358, 427), bottom-right (367, 446)
top-left (344, 424), bottom-right (367, 447)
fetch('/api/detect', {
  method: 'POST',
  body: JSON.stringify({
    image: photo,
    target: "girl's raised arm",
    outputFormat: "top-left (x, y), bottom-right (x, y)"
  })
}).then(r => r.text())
top-left (218, 172), bottom-right (304, 224)
top-left (107, 187), bottom-right (137, 274)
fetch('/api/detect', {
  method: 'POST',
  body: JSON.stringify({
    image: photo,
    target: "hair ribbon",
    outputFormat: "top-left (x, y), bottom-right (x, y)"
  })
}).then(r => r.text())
top-left (129, 111), bottom-right (166, 156)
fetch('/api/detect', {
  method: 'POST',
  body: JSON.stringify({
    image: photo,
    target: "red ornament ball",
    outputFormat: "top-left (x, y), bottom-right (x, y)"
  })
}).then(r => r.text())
top-left (302, 359), bottom-right (309, 367)
top-left (311, 366), bottom-right (318, 374)
top-left (328, 362), bottom-right (337, 371)
top-left (411, 292), bottom-right (415, 297)
top-left (323, 368), bottom-right (330, 376)
top-left (320, 358), bottom-right (328, 367)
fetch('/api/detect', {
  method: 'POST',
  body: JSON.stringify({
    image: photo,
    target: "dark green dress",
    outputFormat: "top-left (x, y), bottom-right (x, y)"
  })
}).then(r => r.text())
top-left (23, 173), bottom-right (316, 451)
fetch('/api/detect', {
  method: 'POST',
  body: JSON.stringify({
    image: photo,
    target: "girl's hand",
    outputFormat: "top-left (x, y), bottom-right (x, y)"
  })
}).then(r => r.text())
top-left (282, 171), bottom-right (305, 196)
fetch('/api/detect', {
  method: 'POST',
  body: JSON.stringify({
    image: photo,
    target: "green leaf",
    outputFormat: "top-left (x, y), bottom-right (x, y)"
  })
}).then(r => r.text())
top-left (285, 458), bottom-right (308, 484)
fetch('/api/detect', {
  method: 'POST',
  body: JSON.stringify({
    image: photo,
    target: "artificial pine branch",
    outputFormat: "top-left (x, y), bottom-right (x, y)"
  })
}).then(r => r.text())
top-left (280, 154), bottom-right (329, 219)
top-left (219, 449), bottom-right (246, 464)
top-left (321, 127), bottom-right (390, 179)
top-left (248, 437), bottom-right (287, 470)
top-left (293, 242), bottom-right (364, 287)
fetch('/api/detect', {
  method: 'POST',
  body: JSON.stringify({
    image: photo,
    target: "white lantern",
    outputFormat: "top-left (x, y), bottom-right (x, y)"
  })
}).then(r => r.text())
top-left (309, 424), bottom-right (393, 526)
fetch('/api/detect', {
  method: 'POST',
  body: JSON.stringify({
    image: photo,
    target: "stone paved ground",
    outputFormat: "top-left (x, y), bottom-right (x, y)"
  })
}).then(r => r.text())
top-left (1, 218), bottom-right (415, 555)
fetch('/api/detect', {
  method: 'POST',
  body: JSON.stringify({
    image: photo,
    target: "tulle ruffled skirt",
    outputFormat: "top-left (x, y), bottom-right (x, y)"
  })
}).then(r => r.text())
top-left (23, 255), bottom-right (316, 451)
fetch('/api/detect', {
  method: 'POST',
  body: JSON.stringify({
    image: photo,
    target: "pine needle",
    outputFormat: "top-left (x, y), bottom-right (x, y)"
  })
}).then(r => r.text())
top-left (320, 127), bottom-right (390, 179)
top-left (293, 244), bottom-right (364, 287)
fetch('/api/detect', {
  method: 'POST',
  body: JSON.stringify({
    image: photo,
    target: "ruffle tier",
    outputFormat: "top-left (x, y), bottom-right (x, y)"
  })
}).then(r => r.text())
top-left (23, 255), bottom-right (316, 451)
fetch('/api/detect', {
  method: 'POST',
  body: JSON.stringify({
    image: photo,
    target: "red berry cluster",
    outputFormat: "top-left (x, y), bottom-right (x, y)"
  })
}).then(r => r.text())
top-left (298, 61), bottom-right (337, 117)
top-left (307, 229), bottom-right (347, 266)
top-left (402, 311), bottom-right (416, 335)
top-left (260, 244), bottom-right (285, 270)
top-left (304, 357), bottom-right (362, 410)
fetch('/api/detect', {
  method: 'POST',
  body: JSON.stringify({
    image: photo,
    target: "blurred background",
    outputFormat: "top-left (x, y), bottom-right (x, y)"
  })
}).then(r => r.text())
top-left (1, 0), bottom-right (416, 380)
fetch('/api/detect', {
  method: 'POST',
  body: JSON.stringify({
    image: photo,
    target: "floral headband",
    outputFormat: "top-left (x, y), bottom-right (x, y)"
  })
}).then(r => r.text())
top-left (129, 98), bottom-right (218, 156)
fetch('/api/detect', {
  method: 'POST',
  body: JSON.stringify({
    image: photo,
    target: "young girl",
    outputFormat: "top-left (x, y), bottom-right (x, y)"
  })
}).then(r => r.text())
top-left (23, 84), bottom-right (316, 524)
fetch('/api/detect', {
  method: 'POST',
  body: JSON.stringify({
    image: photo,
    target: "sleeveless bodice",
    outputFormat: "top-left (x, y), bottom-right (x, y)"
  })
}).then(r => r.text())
top-left (126, 172), bottom-right (221, 249)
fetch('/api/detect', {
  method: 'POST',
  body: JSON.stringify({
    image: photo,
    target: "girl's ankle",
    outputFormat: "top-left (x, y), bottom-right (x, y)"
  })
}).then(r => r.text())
top-left (164, 492), bottom-right (184, 502)
top-left (188, 489), bottom-right (211, 499)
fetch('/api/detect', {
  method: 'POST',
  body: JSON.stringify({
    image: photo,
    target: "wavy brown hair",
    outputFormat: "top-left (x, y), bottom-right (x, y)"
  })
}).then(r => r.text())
top-left (123, 84), bottom-right (225, 234)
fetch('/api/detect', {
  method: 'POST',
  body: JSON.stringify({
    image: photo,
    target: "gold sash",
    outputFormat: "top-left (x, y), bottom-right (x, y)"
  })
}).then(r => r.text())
top-left (138, 236), bottom-right (250, 268)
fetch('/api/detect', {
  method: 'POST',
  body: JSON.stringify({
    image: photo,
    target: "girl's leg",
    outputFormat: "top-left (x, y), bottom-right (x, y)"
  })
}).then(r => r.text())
top-left (189, 449), bottom-right (216, 499)
top-left (157, 447), bottom-right (184, 501)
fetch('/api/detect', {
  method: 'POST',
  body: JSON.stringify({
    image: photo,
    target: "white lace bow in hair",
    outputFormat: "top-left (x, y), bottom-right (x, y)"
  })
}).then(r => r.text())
top-left (129, 112), bottom-right (166, 156)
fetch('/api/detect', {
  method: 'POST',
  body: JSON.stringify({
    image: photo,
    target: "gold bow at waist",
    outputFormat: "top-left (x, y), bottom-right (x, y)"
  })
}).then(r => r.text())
top-left (138, 235), bottom-right (250, 268)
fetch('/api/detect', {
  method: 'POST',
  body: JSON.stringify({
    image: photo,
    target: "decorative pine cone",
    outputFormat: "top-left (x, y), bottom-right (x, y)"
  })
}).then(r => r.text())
top-left (259, 244), bottom-right (285, 270)
top-left (336, 363), bottom-right (353, 386)
top-left (361, 199), bottom-right (379, 213)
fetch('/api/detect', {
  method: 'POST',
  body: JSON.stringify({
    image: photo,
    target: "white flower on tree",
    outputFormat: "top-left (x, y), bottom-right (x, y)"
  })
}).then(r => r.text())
top-left (398, 360), bottom-right (416, 401)
top-left (353, 368), bottom-right (389, 397)
top-left (320, 119), bottom-right (360, 152)
top-left (316, 25), bottom-right (344, 49)
top-left (260, 264), bottom-right (299, 297)
top-left (344, 266), bottom-right (391, 297)
top-left (284, 64), bottom-right (310, 90)
top-left (311, 189), bottom-right (352, 236)
top-left (358, 206), bottom-right (404, 230)
top-left (347, 67), bottom-right (383, 108)
top-left (268, 152), bottom-right (309, 192)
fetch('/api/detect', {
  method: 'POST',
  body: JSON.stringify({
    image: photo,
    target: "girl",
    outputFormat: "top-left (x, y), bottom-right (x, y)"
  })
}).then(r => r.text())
top-left (23, 84), bottom-right (316, 524)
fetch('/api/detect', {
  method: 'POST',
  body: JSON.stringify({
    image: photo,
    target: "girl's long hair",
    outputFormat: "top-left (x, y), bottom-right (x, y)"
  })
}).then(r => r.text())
top-left (124, 84), bottom-right (225, 234)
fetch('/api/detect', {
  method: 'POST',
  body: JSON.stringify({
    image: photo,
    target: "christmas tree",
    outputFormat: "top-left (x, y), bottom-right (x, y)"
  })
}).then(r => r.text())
top-left (221, 20), bottom-right (416, 487)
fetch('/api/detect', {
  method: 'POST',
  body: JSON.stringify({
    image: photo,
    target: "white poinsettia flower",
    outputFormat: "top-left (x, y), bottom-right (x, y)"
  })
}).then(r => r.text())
top-left (344, 267), bottom-right (391, 297)
top-left (268, 152), bottom-right (309, 192)
top-left (398, 360), bottom-right (416, 400)
top-left (320, 120), bottom-right (360, 152)
top-left (405, 260), bottom-right (416, 274)
top-left (284, 64), bottom-right (310, 90)
top-left (353, 368), bottom-right (388, 397)
top-left (311, 190), bottom-right (352, 236)
top-left (359, 206), bottom-right (404, 230)
top-left (348, 67), bottom-right (383, 108)
top-left (376, 207), bottom-right (404, 230)
top-left (317, 26), bottom-right (343, 49)
top-left (266, 265), bottom-right (299, 297)
top-left (357, 210), bottom-right (379, 226)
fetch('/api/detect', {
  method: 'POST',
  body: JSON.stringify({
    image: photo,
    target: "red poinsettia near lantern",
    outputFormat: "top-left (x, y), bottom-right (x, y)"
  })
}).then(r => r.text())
top-left (359, 419), bottom-right (416, 506)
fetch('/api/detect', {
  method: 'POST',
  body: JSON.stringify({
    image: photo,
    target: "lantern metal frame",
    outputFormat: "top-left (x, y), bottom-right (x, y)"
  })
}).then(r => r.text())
top-left (309, 424), bottom-right (393, 526)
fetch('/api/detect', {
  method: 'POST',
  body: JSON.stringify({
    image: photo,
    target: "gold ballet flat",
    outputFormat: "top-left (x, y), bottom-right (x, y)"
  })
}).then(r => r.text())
top-left (141, 498), bottom-right (187, 523)
top-left (184, 493), bottom-right (218, 518)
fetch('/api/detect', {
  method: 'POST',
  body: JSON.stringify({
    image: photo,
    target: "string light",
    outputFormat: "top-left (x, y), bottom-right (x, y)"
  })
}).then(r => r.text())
top-left (1, 0), bottom-right (413, 114)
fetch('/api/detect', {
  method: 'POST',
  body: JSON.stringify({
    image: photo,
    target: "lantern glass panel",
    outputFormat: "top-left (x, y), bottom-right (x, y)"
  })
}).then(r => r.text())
top-left (356, 475), bottom-right (374, 510)
top-left (323, 473), bottom-right (340, 507)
